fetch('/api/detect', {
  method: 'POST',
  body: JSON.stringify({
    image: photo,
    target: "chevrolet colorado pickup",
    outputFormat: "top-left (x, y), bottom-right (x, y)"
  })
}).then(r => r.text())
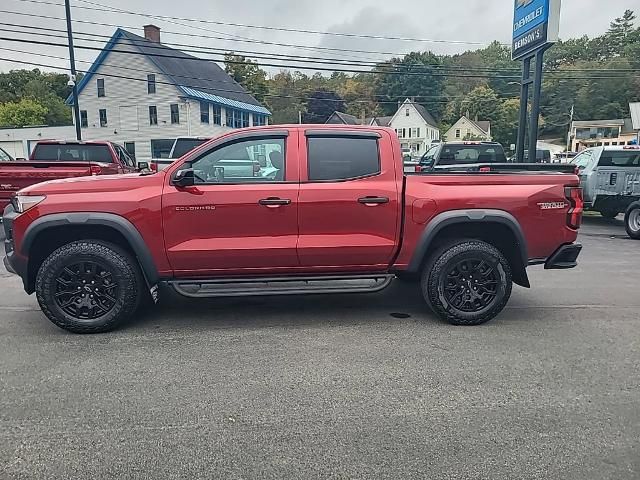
top-left (3, 125), bottom-right (584, 333)
top-left (0, 140), bottom-right (141, 217)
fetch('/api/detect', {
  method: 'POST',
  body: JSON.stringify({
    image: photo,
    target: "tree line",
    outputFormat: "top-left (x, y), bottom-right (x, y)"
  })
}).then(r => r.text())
top-left (1, 10), bottom-right (638, 149)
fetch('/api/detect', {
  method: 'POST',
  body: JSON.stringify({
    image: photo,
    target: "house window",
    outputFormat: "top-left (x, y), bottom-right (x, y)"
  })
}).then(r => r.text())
top-left (200, 101), bottom-right (209, 124)
top-left (410, 128), bottom-right (420, 138)
top-left (97, 78), bottom-right (105, 97)
top-left (149, 105), bottom-right (158, 125)
top-left (212, 105), bottom-right (221, 125)
top-left (228, 109), bottom-right (249, 128)
top-left (455, 129), bottom-right (461, 139)
top-left (99, 109), bottom-right (107, 127)
top-left (147, 74), bottom-right (156, 94)
top-left (79, 110), bottom-right (88, 128)
top-left (124, 141), bottom-right (136, 160)
top-left (405, 108), bottom-right (410, 116)
top-left (241, 111), bottom-right (249, 128)
top-left (170, 104), bottom-right (179, 124)
top-left (254, 114), bottom-right (266, 126)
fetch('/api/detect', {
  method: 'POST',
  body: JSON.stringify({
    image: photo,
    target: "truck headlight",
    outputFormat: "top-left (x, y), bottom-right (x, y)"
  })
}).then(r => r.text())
top-left (13, 194), bottom-right (47, 213)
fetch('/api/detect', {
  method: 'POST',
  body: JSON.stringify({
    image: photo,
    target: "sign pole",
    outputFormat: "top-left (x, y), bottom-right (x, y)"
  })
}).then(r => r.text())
top-left (527, 48), bottom-right (546, 163)
top-left (515, 57), bottom-right (531, 163)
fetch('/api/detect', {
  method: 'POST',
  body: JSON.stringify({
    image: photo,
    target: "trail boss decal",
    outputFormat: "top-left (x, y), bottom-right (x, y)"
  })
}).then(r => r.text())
top-left (537, 201), bottom-right (568, 210)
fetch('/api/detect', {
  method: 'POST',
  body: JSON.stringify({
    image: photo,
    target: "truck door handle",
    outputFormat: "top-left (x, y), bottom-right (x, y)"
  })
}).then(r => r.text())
top-left (358, 196), bottom-right (389, 205)
top-left (259, 197), bottom-right (291, 207)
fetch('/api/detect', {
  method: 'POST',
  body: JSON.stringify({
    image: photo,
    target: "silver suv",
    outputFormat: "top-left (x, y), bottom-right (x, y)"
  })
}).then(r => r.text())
top-left (571, 146), bottom-right (640, 238)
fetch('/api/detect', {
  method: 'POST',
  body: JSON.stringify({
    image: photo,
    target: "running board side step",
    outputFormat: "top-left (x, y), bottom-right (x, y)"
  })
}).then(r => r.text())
top-left (169, 274), bottom-right (394, 298)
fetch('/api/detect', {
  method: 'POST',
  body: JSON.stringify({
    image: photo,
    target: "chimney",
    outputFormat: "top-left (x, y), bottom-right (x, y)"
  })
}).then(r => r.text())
top-left (143, 24), bottom-right (161, 43)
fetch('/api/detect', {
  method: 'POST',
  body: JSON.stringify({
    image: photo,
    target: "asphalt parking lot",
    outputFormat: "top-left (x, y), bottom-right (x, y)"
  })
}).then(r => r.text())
top-left (1, 216), bottom-right (638, 479)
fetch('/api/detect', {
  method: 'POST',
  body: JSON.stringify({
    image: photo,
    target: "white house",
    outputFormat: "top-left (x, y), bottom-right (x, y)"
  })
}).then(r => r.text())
top-left (69, 25), bottom-right (270, 160)
top-left (325, 99), bottom-right (439, 155)
top-left (444, 116), bottom-right (491, 141)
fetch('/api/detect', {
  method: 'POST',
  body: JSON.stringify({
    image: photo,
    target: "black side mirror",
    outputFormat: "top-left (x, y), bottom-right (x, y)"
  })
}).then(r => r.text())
top-left (172, 168), bottom-right (195, 187)
top-left (137, 161), bottom-right (149, 171)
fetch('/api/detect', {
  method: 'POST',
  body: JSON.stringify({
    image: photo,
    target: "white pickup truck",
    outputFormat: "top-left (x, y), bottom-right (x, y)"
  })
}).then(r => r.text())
top-left (570, 145), bottom-right (640, 238)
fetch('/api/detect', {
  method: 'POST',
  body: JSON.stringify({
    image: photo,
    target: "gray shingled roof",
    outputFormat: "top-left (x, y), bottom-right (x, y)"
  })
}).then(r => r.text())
top-left (474, 120), bottom-right (491, 134)
top-left (119, 30), bottom-right (263, 107)
top-left (412, 103), bottom-right (438, 128)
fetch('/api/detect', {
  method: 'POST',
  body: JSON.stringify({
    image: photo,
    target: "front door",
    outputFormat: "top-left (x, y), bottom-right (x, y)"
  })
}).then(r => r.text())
top-left (297, 131), bottom-right (401, 270)
top-left (162, 133), bottom-right (300, 276)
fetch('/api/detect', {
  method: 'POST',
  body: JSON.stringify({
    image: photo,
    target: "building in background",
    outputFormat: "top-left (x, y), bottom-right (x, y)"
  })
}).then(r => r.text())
top-left (569, 118), bottom-right (636, 152)
top-left (68, 25), bottom-right (270, 160)
top-left (444, 116), bottom-right (492, 142)
top-left (326, 99), bottom-right (439, 155)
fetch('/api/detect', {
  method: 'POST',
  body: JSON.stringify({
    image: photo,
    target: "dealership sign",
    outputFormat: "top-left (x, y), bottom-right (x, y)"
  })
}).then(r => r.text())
top-left (512, 0), bottom-right (561, 60)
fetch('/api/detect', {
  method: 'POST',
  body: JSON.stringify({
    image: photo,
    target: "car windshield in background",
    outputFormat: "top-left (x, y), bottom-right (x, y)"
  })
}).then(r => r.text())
top-left (31, 144), bottom-right (113, 163)
top-left (171, 139), bottom-right (208, 158)
top-left (438, 145), bottom-right (507, 165)
top-left (0, 147), bottom-right (14, 161)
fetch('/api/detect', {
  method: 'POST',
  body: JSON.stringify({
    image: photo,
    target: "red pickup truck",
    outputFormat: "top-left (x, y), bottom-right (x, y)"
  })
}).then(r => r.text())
top-left (0, 140), bottom-right (140, 217)
top-left (2, 125), bottom-right (583, 333)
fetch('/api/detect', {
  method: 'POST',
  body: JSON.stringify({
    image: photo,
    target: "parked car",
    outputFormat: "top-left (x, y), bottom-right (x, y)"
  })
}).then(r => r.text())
top-left (0, 146), bottom-right (14, 162)
top-left (0, 141), bottom-right (142, 220)
top-left (570, 146), bottom-right (640, 234)
top-left (150, 137), bottom-right (210, 171)
top-left (3, 125), bottom-right (583, 333)
top-left (417, 141), bottom-right (507, 171)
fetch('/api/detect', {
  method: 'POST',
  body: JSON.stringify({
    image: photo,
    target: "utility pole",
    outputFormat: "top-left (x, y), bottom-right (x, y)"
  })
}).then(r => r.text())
top-left (298, 110), bottom-right (302, 124)
top-left (64, 0), bottom-right (82, 141)
top-left (566, 104), bottom-right (574, 153)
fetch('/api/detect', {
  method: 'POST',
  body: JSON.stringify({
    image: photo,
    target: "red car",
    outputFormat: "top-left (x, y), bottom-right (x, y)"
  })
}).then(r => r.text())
top-left (0, 140), bottom-right (140, 217)
top-left (3, 125), bottom-right (583, 333)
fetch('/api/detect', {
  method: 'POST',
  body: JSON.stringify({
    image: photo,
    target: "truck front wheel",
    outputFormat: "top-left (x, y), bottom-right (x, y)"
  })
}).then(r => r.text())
top-left (624, 201), bottom-right (640, 240)
top-left (35, 240), bottom-right (143, 333)
top-left (421, 240), bottom-right (512, 326)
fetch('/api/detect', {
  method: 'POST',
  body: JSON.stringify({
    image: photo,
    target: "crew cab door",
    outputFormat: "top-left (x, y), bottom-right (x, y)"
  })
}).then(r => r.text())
top-left (297, 130), bottom-right (401, 270)
top-left (162, 131), bottom-right (300, 276)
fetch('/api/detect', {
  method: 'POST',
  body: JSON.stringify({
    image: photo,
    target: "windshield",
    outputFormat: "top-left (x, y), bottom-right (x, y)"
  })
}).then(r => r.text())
top-left (0, 147), bottom-right (13, 161)
top-left (171, 139), bottom-right (208, 158)
top-left (31, 144), bottom-right (113, 163)
top-left (570, 150), bottom-right (594, 169)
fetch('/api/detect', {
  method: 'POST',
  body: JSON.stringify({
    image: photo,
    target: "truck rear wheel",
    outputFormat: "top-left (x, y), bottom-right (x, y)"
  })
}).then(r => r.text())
top-left (624, 201), bottom-right (640, 240)
top-left (421, 240), bottom-right (512, 326)
top-left (35, 240), bottom-right (143, 333)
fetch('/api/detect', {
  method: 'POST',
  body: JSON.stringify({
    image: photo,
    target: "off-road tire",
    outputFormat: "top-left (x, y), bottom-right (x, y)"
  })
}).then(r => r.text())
top-left (421, 239), bottom-right (512, 326)
top-left (624, 201), bottom-right (640, 240)
top-left (35, 240), bottom-right (143, 333)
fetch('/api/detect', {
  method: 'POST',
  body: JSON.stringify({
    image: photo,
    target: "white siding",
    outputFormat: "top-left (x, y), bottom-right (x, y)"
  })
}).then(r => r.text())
top-left (74, 37), bottom-right (240, 160)
top-left (444, 117), bottom-right (491, 142)
top-left (388, 101), bottom-right (440, 154)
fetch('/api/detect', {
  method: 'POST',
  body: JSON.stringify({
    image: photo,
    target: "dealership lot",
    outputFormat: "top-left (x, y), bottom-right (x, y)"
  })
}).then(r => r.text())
top-left (0, 216), bottom-right (638, 479)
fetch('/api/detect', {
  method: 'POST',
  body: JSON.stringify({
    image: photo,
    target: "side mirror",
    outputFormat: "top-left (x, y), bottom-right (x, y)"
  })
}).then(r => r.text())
top-left (172, 168), bottom-right (195, 187)
top-left (16, 157), bottom-right (26, 161)
top-left (137, 161), bottom-right (149, 171)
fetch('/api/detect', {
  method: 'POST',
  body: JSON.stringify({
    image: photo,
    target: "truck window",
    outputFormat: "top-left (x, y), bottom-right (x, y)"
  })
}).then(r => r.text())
top-left (171, 139), bottom-right (208, 158)
top-left (31, 144), bottom-right (113, 163)
top-left (419, 145), bottom-right (439, 166)
top-left (570, 150), bottom-right (594, 169)
top-left (190, 137), bottom-right (285, 183)
top-left (115, 145), bottom-right (135, 167)
top-left (307, 137), bottom-right (379, 181)
top-left (597, 150), bottom-right (640, 167)
top-left (438, 145), bottom-right (507, 165)
top-left (0, 147), bottom-right (13, 161)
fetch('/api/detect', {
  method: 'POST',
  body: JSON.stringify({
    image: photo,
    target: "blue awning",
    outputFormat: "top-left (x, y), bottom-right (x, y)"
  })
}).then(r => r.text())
top-left (179, 86), bottom-right (271, 116)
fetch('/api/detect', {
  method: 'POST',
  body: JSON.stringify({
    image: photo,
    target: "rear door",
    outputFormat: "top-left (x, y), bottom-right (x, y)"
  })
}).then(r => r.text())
top-left (162, 130), bottom-right (300, 276)
top-left (594, 149), bottom-right (640, 198)
top-left (297, 130), bottom-right (401, 270)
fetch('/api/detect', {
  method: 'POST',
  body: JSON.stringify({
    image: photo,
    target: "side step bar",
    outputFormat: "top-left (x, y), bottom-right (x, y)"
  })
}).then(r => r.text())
top-left (169, 274), bottom-right (394, 298)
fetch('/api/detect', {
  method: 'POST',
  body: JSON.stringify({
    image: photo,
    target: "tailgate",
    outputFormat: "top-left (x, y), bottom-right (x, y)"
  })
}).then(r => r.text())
top-left (0, 161), bottom-right (93, 207)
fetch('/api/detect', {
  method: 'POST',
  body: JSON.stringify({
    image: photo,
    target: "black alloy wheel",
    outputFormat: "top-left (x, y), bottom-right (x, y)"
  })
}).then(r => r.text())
top-left (54, 261), bottom-right (119, 320)
top-left (442, 258), bottom-right (498, 313)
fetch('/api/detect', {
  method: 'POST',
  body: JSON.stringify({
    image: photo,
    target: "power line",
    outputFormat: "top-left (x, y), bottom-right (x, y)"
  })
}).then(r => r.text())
top-left (11, 0), bottom-right (506, 47)
top-left (2, 28), bottom-right (637, 79)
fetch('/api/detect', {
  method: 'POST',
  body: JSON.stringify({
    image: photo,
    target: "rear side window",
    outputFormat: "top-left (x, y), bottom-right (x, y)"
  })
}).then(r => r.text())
top-left (597, 150), bottom-right (640, 167)
top-left (307, 136), bottom-right (380, 181)
top-left (31, 144), bottom-right (113, 163)
top-left (438, 145), bottom-right (507, 165)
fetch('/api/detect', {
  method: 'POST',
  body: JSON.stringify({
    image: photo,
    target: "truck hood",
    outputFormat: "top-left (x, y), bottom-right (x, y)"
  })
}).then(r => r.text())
top-left (18, 172), bottom-right (163, 195)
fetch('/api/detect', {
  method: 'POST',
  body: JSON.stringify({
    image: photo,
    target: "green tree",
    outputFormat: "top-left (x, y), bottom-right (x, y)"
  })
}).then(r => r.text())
top-left (303, 89), bottom-right (345, 123)
top-left (224, 53), bottom-right (269, 103)
top-left (492, 98), bottom-right (521, 148)
top-left (0, 98), bottom-right (48, 127)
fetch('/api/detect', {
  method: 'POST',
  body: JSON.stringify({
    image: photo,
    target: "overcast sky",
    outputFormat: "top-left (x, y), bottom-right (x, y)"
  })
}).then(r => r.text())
top-left (1, 0), bottom-right (638, 75)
